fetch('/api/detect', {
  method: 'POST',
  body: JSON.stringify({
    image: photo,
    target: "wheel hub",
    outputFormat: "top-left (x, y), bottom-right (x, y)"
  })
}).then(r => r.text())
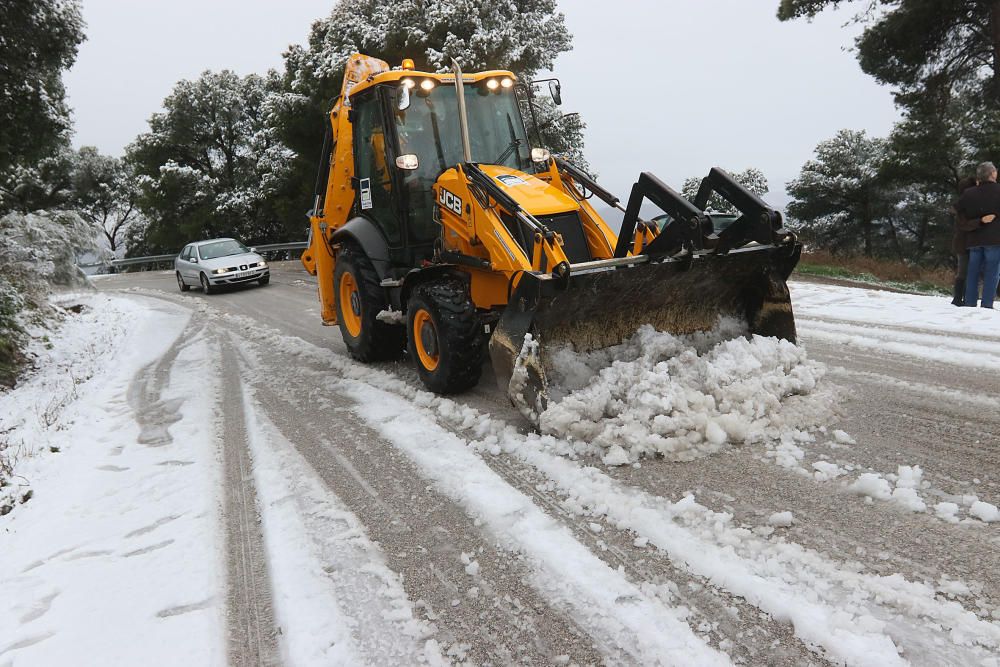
top-left (350, 291), bottom-right (361, 316)
top-left (420, 320), bottom-right (438, 358)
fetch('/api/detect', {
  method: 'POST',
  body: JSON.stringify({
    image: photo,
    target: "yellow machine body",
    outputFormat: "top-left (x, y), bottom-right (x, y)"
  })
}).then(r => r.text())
top-left (302, 53), bottom-right (800, 421)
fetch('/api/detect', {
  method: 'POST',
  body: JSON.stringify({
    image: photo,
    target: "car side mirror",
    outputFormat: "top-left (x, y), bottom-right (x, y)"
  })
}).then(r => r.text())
top-left (250, 247), bottom-right (256, 253)
top-left (548, 80), bottom-right (562, 106)
top-left (191, 257), bottom-right (198, 263)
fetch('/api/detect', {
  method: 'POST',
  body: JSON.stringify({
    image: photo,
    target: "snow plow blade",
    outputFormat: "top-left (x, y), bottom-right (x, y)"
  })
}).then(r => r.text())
top-left (488, 243), bottom-right (801, 422)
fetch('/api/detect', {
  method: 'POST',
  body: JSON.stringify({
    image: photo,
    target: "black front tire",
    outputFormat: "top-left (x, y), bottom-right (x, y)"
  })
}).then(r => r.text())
top-left (334, 245), bottom-right (405, 361)
top-left (258, 275), bottom-right (270, 286)
top-left (200, 273), bottom-right (214, 295)
top-left (176, 272), bottom-right (190, 292)
top-left (407, 280), bottom-right (483, 394)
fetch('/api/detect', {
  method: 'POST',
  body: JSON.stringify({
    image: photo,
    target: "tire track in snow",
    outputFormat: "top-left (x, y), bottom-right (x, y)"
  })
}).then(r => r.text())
top-left (218, 341), bottom-right (281, 667)
top-left (433, 417), bottom-right (828, 666)
top-left (235, 346), bottom-right (609, 665)
top-left (246, 335), bottom-right (1000, 667)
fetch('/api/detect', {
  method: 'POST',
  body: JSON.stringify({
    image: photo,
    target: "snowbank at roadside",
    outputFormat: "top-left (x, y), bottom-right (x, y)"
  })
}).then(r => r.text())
top-left (0, 293), bottom-right (227, 666)
top-left (790, 280), bottom-right (1000, 336)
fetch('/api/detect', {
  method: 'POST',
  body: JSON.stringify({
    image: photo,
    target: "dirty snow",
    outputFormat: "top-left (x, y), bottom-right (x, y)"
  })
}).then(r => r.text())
top-left (236, 376), bottom-right (443, 665)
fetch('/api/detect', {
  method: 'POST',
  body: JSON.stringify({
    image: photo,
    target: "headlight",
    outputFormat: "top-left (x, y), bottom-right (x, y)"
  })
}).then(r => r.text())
top-left (500, 77), bottom-right (513, 89)
top-left (212, 268), bottom-right (227, 275)
top-left (257, 260), bottom-right (268, 268)
top-left (531, 147), bottom-right (551, 163)
top-left (485, 78), bottom-right (499, 91)
top-left (419, 79), bottom-right (435, 91)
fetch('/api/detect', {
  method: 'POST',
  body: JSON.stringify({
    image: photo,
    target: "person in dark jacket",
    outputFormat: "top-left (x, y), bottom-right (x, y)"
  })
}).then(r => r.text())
top-left (951, 176), bottom-right (982, 306)
top-left (958, 162), bottom-right (1000, 308)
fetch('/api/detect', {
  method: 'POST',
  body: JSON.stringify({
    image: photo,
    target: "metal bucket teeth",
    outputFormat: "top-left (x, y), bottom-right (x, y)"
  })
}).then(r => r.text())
top-left (488, 244), bottom-right (801, 424)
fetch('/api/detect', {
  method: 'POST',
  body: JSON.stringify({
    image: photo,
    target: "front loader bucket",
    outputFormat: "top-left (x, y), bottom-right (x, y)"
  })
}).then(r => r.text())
top-left (488, 243), bottom-right (801, 423)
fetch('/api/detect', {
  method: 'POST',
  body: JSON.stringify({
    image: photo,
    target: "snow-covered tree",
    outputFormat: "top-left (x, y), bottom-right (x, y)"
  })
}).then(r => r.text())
top-left (786, 130), bottom-right (891, 257)
top-left (681, 168), bottom-right (769, 215)
top-left (71, 148), bottom-right (143, 256)
top-left (0, 210), bottom-right (95, 386)
top-left (127, 70), bottom-right (296, 253)
top-left (0, 1), bottom-right (86, 177)
top-left (0, 146), bottom-right (77, 213)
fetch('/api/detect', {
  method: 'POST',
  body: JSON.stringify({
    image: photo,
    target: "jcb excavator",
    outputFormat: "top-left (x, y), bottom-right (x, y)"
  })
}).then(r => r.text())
top-left (301, 54), bottom-right (800, 422)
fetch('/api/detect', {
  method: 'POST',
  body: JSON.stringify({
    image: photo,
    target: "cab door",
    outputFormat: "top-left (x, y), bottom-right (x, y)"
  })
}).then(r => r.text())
top-left (352, 92), bottom-right (403, 249)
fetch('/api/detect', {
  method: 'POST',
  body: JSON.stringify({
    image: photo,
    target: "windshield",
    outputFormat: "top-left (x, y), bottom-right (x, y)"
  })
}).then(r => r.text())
top-left (388, 83), bottom-right (534, 243)
top-left (199, 240), bottom-right (249, 260)
top-left (391, 85), bottom-right (532, 175)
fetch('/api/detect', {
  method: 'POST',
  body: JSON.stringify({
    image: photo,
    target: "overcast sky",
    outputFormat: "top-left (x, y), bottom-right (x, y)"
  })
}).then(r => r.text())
top-left (65, 0), bottom-right (899, 206)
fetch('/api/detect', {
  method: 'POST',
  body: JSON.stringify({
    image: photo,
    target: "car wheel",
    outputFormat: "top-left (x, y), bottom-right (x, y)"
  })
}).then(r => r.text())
top-left (258, 275), bottom-right (270, 286)
top-left (176, 272), bottom-right (190, 292)
top-left (200, 273), bottom-right (214, 295)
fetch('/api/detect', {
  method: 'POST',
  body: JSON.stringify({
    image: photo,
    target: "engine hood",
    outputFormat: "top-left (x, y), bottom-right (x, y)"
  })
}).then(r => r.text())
top-left (476, 165), bottom-right (579, 217)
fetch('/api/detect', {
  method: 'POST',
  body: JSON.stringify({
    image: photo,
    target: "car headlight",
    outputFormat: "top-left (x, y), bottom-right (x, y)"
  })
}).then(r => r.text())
top-left (212, 268), bottom-right (227, 275)
top-left (257, 260), bottom-right (267, 268)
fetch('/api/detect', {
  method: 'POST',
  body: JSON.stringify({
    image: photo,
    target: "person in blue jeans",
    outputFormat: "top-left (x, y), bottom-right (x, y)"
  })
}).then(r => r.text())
top-left (958, 162), bottom-right (1000, 308)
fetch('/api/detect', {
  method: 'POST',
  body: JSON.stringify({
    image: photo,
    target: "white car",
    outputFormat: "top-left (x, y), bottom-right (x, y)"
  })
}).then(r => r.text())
top-left (175, 238), bottom-right (270, 294)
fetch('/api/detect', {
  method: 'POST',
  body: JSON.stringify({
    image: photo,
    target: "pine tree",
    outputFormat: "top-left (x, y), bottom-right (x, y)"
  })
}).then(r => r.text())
top-left (786, 130), bottom-right (891, 257)
top-left (681, 168), bottom-right (769, 215)
top-left (777, 1), bottom-right (1000, 104)
top-left (0, 1), bottom-right (86, 177)
top-left (71, 148), bottom-right (142, 256)
top-left (127, 70), bottom-right (296, 253)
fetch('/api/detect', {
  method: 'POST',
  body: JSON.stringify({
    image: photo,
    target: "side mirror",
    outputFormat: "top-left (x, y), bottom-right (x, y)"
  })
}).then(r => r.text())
top-left (191, 257), bottom-right (199, 263)
top-left (396, 154), bottom-right (419, 170)
top-left (250, 247), bottom-right (256, 252)
top-left (548, 80), bottom-right (562, 106)
top-left (398, 83), bottom-right (411, 111)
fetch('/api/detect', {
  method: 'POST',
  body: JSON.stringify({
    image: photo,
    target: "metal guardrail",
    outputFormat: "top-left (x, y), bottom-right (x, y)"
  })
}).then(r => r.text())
top-left (102, 241), bottom-right (308, 272)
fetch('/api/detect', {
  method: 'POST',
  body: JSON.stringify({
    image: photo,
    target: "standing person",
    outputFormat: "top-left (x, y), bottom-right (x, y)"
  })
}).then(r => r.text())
top-left (951, 176), bottom-right (981, 306)
top-left (958, 162), bottom-right (1000, 308)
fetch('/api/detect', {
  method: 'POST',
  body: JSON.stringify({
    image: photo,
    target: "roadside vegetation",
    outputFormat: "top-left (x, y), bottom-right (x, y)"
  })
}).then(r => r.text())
top-left (794, 250), bottom-right (952, 295)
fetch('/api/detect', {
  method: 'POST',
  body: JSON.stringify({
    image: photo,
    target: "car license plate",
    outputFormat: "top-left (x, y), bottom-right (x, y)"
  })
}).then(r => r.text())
top-left (236, 271), bottom-right (253, 278)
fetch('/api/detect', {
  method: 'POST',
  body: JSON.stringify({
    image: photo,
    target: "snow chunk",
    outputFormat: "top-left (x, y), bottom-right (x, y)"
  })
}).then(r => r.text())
top-left (934, 502), bottom-right (960, 524)
top-left (539, 322), bottom-right (832, 464)
top-left (832, 429), bottom-right (856, 445)
top-left (890, 487), bottom-right (926, 513)
top-left (849, 473), bottom-right (892, 500)
top-left (969, 501), bottom-right (1000, 523)
top-left (376, 309), bottom-right (405, 325)
top-left (812, 460), bottom-right (845, 481)
top-left (602, 444), bottom-right (631, 467)
top-left (768, 511), bottom-right (795, 527)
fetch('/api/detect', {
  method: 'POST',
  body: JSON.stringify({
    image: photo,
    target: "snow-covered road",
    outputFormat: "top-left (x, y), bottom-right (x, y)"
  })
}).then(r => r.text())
top-left (1, 264), bottom-right (998, 666)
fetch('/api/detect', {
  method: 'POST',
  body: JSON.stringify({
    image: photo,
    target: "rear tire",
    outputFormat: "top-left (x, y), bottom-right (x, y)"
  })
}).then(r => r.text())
top-left (200, 273), bottom-right (214, 295)
top-left (407, 280), bottom-right (483, 394)
top-left (176, 272), bottom-right (190, 292)
top-left (334, 245), bottom-right (404, 361)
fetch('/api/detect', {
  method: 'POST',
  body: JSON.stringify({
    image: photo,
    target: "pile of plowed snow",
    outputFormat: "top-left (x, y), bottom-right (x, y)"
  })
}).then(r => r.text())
top-left (539, 322), bottom-right (834, 465)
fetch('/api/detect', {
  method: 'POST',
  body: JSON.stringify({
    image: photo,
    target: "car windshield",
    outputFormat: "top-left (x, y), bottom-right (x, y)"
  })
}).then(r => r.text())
top-left (199, 240), bottom-right (248, 260)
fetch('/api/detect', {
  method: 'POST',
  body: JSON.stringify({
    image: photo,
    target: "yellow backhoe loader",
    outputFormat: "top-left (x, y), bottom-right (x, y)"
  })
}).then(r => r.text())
top-left (301, 54), bottom-right (801, 422)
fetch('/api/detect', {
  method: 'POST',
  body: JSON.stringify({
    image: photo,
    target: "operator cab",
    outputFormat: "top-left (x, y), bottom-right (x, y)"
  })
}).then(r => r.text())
top-left (348, 73), bottom-right (540, 271)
